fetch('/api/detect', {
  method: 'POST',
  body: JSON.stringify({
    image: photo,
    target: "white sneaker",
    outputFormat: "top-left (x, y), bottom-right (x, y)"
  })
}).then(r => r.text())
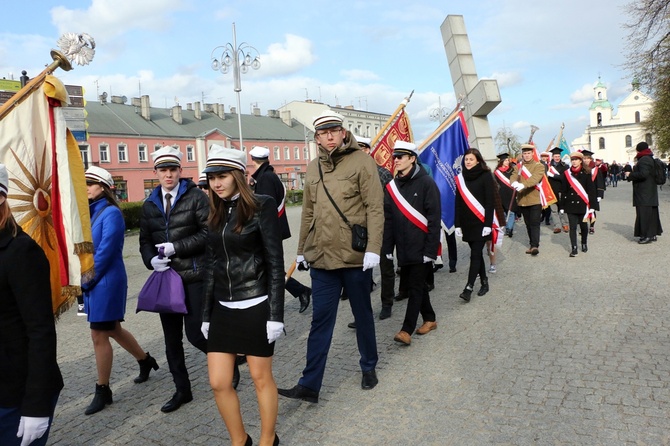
top-left (77, 304), bottom-right (86, 316)
top-left (489, 265), bottom-right (496, 274)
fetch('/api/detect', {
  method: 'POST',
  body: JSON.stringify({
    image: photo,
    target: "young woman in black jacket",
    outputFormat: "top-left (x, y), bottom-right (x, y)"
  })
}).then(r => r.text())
top-left (560, 152), bottom-right (596, 257)
top-left (201, 146), bottom-right (285, 446)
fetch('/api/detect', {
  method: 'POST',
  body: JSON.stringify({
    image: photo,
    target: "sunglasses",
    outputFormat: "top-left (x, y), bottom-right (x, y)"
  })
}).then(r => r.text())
top-left (392, 154), bottom-right (407, 160)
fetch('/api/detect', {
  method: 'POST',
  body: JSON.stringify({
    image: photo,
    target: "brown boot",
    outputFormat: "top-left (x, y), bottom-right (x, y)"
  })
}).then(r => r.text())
top-left (416, 321), bottom-right (437, 335)
top-left (393, 331), bottom-right (411, 345)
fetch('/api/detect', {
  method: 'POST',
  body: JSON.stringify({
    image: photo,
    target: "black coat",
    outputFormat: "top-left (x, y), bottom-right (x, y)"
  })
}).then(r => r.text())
top-left (455, 164), bottom-right (495, 242)
top-left (547, 160), bottom-right (567, 202)
top-left (628, 155), bottom-right (659, 207)
top-left (252, 161), bottom-right (290, 240)
top-left (0, 225), bottom-right (63, 416)
top-left (560, 168), bottom-right (597, 215)
top-left (202, 195), bottom-right (285, 323)
top-left (494, 167), bottom-right (516, 213)
top-left (382, 163), bottom-right (441, 266)
top-left (140, 179), bottom-right (210, 283)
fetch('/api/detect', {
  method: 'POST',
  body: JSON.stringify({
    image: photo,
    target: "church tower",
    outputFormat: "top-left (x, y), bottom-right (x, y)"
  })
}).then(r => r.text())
top-left (589, 77), bottom-right (613, 127)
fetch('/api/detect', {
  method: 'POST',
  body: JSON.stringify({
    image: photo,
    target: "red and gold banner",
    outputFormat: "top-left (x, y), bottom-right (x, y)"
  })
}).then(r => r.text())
top-left (371, 103), bottom-right (413, 173)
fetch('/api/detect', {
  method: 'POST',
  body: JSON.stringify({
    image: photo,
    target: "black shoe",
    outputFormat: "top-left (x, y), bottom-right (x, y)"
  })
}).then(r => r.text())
top-left (477, 279), bottom-right (489, 296)
top-left (273, 433), bottom-right (280, 446)
top-left (361, 370), bottom-right (378, 390)
top-left (581, 243), bottom-right (588, 253)
top-left (651, 236), bottom-right (658, 242)
top-left (379, 305), bottom-right (392, 320)
top-left (278, 384), bottom-right (319, 403)
top-left (160, 390), bottom-right (193, 413)
top-left (347, 321), bottom-right (356, 329)
top-left (134, 352), bottom-right (159, 384)
top-left (233, 362), bottom-right (240, 390)
top-left (394, 293), bottom-right (408, 301)
top-left (244, 434), bottom-right (253, 446)
top-left (570, 246), bottom-right (578, 257)
top-left (298, 287), bottom-right (311, 313)
top-left (638, 237), bottom-right (652, 244)
top-left (340, 292), bottom-right (348, 301)
top-left (433, 263), bottom-right (444, 272)
top-left (459, 285), bottom-right (473, 302)
top-left (85, 384), bottom-right (113, 415)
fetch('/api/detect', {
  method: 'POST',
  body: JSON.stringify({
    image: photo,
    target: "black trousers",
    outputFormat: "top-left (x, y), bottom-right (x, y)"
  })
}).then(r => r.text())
top-left (379, 254), bottom-right (395, 308)
top-left (466, 240), bottom-right (487, 287)
top-left (159, 280), bottom-right (207, 393)
top-left (445, 231), bottom-right (457, 270)
top-left (518, 204), bottom-right (542, 248)
top-left (286, 276), bottom-right (308, 297)
top-left (567, 213), bottom-right (589, 247)
top-left (400, 263), bottom-right (435, 334)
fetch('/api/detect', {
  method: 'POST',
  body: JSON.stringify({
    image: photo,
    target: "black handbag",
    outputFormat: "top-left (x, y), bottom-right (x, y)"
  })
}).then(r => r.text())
top-left (318, 163), bottom-right (368, 252)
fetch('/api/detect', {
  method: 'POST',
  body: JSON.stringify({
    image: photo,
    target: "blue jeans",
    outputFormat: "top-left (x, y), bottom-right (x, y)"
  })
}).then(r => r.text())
top-left (299, 267), bottom-right (378, 392)
top-left (505, 211), bottom-right (516, 232)
top-left (0, 392), bottom-right (59, 446)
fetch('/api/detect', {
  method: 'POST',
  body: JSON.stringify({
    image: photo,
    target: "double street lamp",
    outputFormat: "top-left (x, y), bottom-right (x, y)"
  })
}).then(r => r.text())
top-left (210, 22), bottom-right (260, 152)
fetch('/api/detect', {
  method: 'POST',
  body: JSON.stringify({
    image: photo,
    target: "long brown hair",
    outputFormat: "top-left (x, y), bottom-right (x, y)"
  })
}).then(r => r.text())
top-left (464, 148), bottom-right (491, 172)
top-left (208, 169), bottom-right (257, 233)
top-left (92, 183), bottom-right (120, 208)
top-left (0, 200), bottom-right (18, 236)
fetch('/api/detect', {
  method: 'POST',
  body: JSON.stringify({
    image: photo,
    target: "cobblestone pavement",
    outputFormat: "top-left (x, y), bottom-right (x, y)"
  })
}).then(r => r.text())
top-left (48, 182), bottom-right (670, 446)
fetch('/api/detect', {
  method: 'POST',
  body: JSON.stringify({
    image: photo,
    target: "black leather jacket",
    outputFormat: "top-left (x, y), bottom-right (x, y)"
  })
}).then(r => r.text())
top-left (202, 195), bottom-right (285, 323)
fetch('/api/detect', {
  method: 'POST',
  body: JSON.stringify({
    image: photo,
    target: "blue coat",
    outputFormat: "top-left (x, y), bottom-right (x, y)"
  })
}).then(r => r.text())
top-left (83, 198), bottom-right (128, 323)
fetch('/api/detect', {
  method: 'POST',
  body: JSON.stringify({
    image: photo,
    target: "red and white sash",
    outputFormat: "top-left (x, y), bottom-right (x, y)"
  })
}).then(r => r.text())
top-left (455, 174), bottom-right (503, 251)
top-left (386, 180), bottom-right (428, 233)
top-left (494, 169), bottom-right (513, 189)
top-left (277, 184), bottom-right (286, 218)
top-left (547, 165), bottom-right (560, 178)
top-left (519, 164), bottom-right (548, 207)
top-left (591, 168), bottom-right (598, 183)
top-left (564, 171), bottom-right (595, 222)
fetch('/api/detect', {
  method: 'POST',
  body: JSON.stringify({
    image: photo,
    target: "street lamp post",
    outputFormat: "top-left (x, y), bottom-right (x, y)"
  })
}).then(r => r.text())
top-left (429, 96), bottom-right (450, 123)
top-left (210, 22), bottom-right (260, 152)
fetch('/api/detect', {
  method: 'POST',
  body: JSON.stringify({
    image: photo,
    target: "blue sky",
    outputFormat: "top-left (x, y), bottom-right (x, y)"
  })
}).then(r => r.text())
top-left (1, 0), bottom-right (633, 149)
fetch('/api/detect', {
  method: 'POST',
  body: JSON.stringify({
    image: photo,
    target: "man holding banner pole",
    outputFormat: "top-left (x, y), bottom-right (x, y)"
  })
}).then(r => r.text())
top-left (509, 144), bottom-right (545, 255)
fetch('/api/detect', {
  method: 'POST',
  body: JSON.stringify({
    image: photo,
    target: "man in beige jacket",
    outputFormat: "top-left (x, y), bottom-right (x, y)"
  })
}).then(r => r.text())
top-left (510, 144), bottom-right (545, 255)
top-left (278, 111), bottom-right (384, 403)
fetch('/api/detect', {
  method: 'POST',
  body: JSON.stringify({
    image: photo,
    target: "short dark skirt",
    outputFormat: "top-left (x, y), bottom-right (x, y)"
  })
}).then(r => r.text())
top-left (90, 319), bottom-right (123, 331)
top-left (207, 299), bottom-right (275, 357)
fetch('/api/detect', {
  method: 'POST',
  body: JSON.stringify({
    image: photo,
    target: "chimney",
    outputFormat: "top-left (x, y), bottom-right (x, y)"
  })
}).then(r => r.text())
top-left (140, 95), bottom-right (151, 120)
top-left (253, 106), bottom-right (261, 116)
top-left (111, 95), bottom-right (124, 104)
top-left (230, 106), bottom-right (237, 114)
top-left (131, 97), bottom-right (141, 107)
top-left (217, 103), bottom-right (226, 119)
top-left (194, 101), bottom-right (201, 120)
top-left (267, 109), bottom-right (278, 118)
top-left (172, 105), bottom-right (182, 124)
top-left (204, 103), bottom-right (215, 112)
top-left (280, 110), bottom-right (292, 127)
top-left (186, 103), bottom-right (192, 111)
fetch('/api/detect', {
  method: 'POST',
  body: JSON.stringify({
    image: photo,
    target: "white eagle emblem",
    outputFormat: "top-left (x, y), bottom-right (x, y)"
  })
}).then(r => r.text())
top-left (453, 154), bottom-right (464, 176)
top-left (57, 32), bottom-right (96, 66)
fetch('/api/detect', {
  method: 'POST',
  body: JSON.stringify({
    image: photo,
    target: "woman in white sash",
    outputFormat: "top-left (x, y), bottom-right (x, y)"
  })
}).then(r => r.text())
top-left (559, 152), bottom-right (596, 257)
top-left (455, 149), bottom-right (499, 302)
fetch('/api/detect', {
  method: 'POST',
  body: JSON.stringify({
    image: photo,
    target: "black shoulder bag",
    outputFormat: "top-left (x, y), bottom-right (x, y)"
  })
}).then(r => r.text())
top-left (318, 162), bottom-right (368, 252)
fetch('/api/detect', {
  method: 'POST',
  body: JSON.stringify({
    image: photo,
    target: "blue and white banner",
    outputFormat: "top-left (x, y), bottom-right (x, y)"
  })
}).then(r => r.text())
top-left (419, 113), bottom-right (469, 232)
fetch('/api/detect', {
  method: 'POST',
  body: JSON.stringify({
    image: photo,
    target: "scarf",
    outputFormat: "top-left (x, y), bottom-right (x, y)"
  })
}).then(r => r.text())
top-left (635, 148), bottom-right (653, 159)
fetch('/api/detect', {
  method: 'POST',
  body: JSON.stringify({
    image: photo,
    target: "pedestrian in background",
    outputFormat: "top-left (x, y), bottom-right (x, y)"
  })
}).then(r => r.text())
top-left (82, 166), bottom-right (158, 415)
top-left (201, 146), bottom-right (284, 446)
top-left (0, 164), bottom-right (63, 446)
top-left (625, 142), bottom-right (663, 243)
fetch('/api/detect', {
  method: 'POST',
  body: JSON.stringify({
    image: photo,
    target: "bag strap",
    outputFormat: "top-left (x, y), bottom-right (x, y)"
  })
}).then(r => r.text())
top-left (91, 203), bottom-right (112, 227)
top-left (318, 162), bottom-right (352, 229)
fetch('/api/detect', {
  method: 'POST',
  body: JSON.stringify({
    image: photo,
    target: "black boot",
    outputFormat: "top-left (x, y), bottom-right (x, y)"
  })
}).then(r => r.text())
top-left (85, 384), bottom-right (113, 415)
top-left (459, 284), bottom-right (473, 302)
top-left (477, 278), bottom-right (489, 296)
top-left (134, 352), bottom-right (159, 383)
top-left (581, 243), bottom-right (588, 253)
top-left (233, 362), bottom-right (240, 390)
top-left (569, 246), bottom-right (578, 257)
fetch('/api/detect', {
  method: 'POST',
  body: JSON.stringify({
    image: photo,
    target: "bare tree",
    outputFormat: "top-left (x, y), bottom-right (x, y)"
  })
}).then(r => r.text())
top-left (494, 127), bottom-right (522, 158)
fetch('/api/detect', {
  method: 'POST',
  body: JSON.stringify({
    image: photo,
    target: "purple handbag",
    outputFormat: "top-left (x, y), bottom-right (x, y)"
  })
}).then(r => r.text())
top-left (136, 247), bottom-right (187, 314)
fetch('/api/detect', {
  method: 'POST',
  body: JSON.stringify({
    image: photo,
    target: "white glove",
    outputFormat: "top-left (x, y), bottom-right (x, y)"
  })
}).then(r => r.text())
top-left (385, 254), bottom-right (393, 260)
top-left (362, 252), bottom-right (380, 271)
top-left (482, 227), bottom-right (492, 237)
top-left (512, 181), bottom-right (525, 191)
top-left (296, 255), bottom-right (309, 271)
top-left (455, 227), bottom-right (463, 237)
top-left (17, 416), bottom-right (50, 446)
top-left (422, 256), bottom-right (434, 263)
top-left (155, 242), bottom-right (175, 257)
top-left (597, 197), bottom-right (601, 202)
top-left (588, 209), bottom-right (595, 214)
top-left (267, 321), bottom-right (284, 343)
top-left (150, 255), bottom-right (171, 272)
top-left (560, 209), bottom-right (565, 214)
top-left (201, 322), bottom-right (210, 340)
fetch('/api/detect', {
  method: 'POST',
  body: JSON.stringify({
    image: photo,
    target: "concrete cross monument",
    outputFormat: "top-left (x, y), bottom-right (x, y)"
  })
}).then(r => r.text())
top-left (440, 15), bottom-right (501, 161)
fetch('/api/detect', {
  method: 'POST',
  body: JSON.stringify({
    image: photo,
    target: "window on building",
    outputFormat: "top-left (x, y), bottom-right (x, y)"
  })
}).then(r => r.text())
top-left (114, 180), bottom-right (128, 202)
top-left (186, 145), bottom-right (194, 162)
top-left (366, 125), bottom-right (370, 136)
top-left (79, 145), bottom-right (90, 169)
top-left (625, 135), bottom-right (632, 147)
top-left (645, 133), bottom-right (653, 146)
top-left (284, 146), bottom-right (290, 160)
top-left (635, 111), bottom-right (641, 123)
top-left (599, 137), bottom-right (605, 150)
top-left (274, 146), bottom-right (280, 160)
top-left (99, 144), bottom-right (109, 163)
top-left (598, 91), bottom-right (602, 100)
top-left (154, 144), bottom-right (162, 151)
top-left (303, 146), bottom-right (309, 161)
top-left (597, 113), bottom-right (602, 126)
top-left (143, 179), bottom-right (160, 199)
top-left (138, 144), bottom-right (147, 162)
top-left (117, 144), bottom-right (127, 162)
top-left (294, 146), bottom-right (300, 160)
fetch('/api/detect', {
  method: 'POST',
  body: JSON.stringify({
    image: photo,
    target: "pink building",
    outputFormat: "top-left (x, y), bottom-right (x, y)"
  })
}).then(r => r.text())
top-left (84, 96), bottom-right (314, 202)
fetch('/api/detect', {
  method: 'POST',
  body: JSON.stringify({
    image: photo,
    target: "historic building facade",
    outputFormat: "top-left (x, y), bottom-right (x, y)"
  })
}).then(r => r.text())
top-left (571, 79), bottom-right (654, 163)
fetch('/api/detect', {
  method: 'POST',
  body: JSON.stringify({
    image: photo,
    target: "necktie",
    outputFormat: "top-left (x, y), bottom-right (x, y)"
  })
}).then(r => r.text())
top-left (165, 193), bottom-right (172, 215)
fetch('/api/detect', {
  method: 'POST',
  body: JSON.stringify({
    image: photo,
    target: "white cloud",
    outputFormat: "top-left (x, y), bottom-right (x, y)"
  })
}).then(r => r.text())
top-left (484, 71), bottom-right (523, 89)
top-left (569, 83), bottom-right (595, 104)
top-left (260, 34), bottom-right (316, 77)
top-left (340, 69), bottom-right (380, 82)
